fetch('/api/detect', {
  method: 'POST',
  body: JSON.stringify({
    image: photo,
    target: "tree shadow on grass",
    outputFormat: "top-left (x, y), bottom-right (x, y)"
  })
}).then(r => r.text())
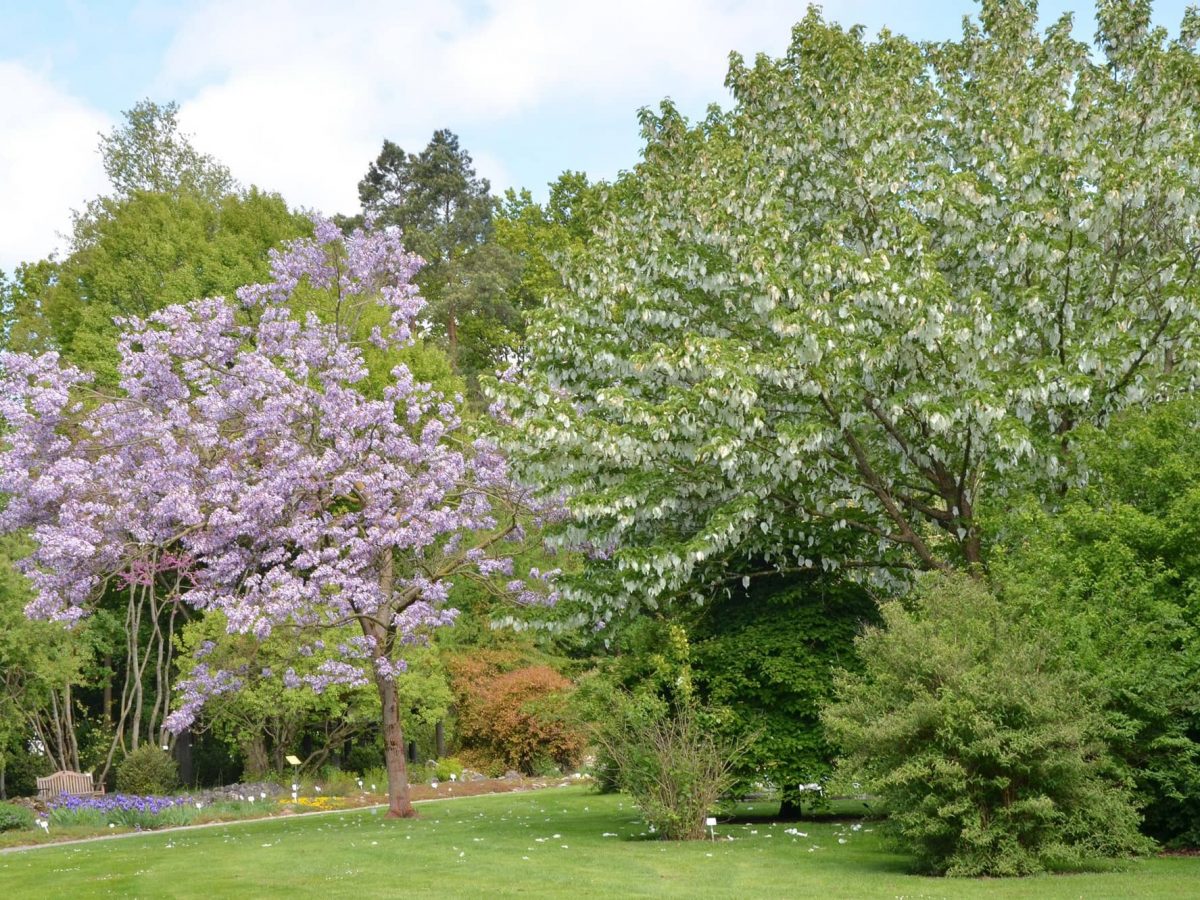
top-left (722, 797), bottom-right (884, 824)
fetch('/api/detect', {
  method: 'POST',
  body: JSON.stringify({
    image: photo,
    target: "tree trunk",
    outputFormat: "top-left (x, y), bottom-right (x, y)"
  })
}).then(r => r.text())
top-left (371, 548), bottom-right (414, 817)
top-left (174, 728), bottom-right (194, 786)
top-left (103, 655), bottom-right (113, 726)
top-left (435, 720), bottom-right (445, 759)
top-left (779, 792), bottom-right (803, 820)
top-left (377, 673), bottom-right (416, 818)
top-left (243, 735), bottom-right (270, 778)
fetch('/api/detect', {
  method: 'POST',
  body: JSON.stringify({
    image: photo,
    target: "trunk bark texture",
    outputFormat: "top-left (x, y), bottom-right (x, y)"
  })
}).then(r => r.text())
top-left (377, 673), bottom-right (415, 818)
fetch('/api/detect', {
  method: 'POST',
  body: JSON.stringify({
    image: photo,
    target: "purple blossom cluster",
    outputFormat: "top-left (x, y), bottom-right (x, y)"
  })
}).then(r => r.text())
top-left (0, 218), bottom-right (559, 734)
top-left (49, 794), bottom-right (192, 815)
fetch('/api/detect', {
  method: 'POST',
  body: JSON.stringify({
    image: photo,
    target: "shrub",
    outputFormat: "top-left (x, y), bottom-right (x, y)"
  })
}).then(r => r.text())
top-left (595, 693), bottom-right (752, 840)
top-left (358, 766), bottom-right (388, 792)
top-left (316, 766), bottom-right (358, 796)
top-left (432, 757), bottom-right (464, 782)
top-left (822, 574), bottom-right (1154, 876)
top-left (344, 737), bottom-right (384, 775)
top-left (456, 749), bottom-right (506, 778)
top-left (451, 654), bottom-right (585, 775)
top-left (115, 745), bottom-right (179, 795)
top-left (993, 400), bottom-right (1200, 847)
top-left (0, 801), bottom-right (33, 832)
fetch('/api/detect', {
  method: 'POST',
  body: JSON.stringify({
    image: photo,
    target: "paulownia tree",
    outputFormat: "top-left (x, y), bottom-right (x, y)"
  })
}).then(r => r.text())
top-left (492, 0), bottom-right (1200, 614)
top-left (0, 220), bottom-right (555, 817)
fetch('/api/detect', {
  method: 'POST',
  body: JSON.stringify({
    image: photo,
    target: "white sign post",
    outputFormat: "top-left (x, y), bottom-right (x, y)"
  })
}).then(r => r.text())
top-left (705, 816), bottom-right (717, 841)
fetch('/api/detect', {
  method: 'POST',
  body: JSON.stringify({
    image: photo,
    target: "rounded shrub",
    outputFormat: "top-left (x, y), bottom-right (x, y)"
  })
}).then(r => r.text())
top-left (451, 653), bottom-right (585, 776)
top-left (116, 745), bottom-right (180, 795)
top-left (823, 573), bottom-right (1154, 876)
top-left (433, 757), bottom-right (464, 782)
top-left (0, 801), bottom-right (34, 832)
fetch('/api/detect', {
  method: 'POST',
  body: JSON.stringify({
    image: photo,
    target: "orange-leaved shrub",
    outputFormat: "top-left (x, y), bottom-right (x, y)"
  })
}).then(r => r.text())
top-left (450, 652), bottom-right (584, 776)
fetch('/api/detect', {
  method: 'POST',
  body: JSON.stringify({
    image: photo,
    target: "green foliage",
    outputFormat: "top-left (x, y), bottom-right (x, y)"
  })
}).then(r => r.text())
top-left (357, 766), bottom-right (388, 792)
top-left (0, 259), bottom-right (56, 353)
top-left (0, 731), bottom-right (50, 799)
top-left (174, 613), bottom-right (387, 777)
top-left (0, 801), bottom-right (34, 832)
top-left (115, 745), bottom-right (179, 795)
top-left (567, 619), bottom-right (695, 793)
top-left (355, 137), bottom-right (603, 394)
top-left (315, 766), bottom-right (359, 797)
top-left (38, 187), bottom-right (308, 383)
top-left (355, 131), bottom-right (505, 389)
top-left (594, 694), bottom-right (752, 840)
top-left (994, 399), bottom-right (1200, 847)
top-left (98, 100), bottom-right (234, 201)
top-left (823, 573), bottom-right (1153, 876)
top-left (690, 573), bottom-right (878, 808)
top-left (0, 533), bottom-right (93, 781)
top-left (490, 173), bottom-right (604, 350)
top-left (431, 757), bottom-right (464, 782)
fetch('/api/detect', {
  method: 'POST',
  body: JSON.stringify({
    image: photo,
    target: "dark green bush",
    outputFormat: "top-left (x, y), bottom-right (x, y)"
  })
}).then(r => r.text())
top-left (0, 801), bottom-right (34, 832)
top-left (115, 745), bottom-right (179, 795)
top-left (823, 573), bottom-right (1153, 876)
top-left (690, 571), bottom-right (878, 814)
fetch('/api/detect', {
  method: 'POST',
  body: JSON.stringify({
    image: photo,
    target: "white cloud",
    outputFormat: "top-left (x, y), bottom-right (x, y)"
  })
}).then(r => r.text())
top-left (0, 63), bottom-right (110, 272)
top-left (161, 0), bottom-right (813, 215)
top-left (468, 149), bottom-right (514, 197)
top-left (0, 1), bottom-right (843, 269)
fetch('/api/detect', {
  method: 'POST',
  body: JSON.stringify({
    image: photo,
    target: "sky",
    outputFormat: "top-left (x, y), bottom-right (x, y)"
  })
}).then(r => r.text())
top-left (0, 0), bottom-right (1195, 273)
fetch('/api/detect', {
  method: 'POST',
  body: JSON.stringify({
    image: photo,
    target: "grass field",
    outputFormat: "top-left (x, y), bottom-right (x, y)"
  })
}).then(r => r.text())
top-left (2, 786), bottom-right (1196, 898)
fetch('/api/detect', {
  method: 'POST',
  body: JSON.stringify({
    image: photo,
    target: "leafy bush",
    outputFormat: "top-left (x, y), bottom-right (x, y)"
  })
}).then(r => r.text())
top-left (451, 653), bottom-right (585, 775)
top-left (432, 757), bottom-right (464, 782)
top-left (527, 756), bottom-right (562, 778)
top-left (595, 693), bottom-right (752, 840)
top-left (822, 574), bottom-right (1154, 876)
top-left (316, 766), bottom-right (359, 796)
top-left (358, 766), bottom-right (388, 792)
top-left (456, 749), bottom-right (506, 778)
top-left (690, 572), bottom-right (878, 814)
top-left (0, 801), bottom-right (33, 832)
top-left (994, 400), bottom-right (1200, 848)
top-left (115, 745), bottom-right (179, 795)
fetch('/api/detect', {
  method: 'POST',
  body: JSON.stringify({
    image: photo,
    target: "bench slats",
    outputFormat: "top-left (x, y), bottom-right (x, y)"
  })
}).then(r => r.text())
top-left (36, 770), bottom-right (102, 800)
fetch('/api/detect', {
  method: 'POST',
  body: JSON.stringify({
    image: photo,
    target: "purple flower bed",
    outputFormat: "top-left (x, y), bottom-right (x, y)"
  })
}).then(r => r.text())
top-left (49, 794), bottom-right (192, 815)
top-left (45, 793), bottom-right (202, 829)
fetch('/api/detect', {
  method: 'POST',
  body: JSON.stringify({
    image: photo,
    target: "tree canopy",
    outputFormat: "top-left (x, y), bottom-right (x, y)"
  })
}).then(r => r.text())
top-left (493, 0), bottom-right (1200, 619)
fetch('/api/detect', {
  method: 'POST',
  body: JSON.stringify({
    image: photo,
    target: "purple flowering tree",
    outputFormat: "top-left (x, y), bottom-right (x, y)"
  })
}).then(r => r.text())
top-left (0, 220), bottom-right (555, 817)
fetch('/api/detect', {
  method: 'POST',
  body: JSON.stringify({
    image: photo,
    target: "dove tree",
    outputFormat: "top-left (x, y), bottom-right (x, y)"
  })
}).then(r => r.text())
top-left (492, 0), bottom-right (1200, 617)
top-left (0, 220), bottom-right (554, 817)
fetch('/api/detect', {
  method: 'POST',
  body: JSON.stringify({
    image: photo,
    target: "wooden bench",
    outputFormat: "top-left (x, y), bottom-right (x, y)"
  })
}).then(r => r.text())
top-left (36, 770), bottom-right (104, 800)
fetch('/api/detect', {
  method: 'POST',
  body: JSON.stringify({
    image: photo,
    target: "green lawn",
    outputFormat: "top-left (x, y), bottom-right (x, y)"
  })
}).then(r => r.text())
top-left (1, 787), bottom-right (1195, 898)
